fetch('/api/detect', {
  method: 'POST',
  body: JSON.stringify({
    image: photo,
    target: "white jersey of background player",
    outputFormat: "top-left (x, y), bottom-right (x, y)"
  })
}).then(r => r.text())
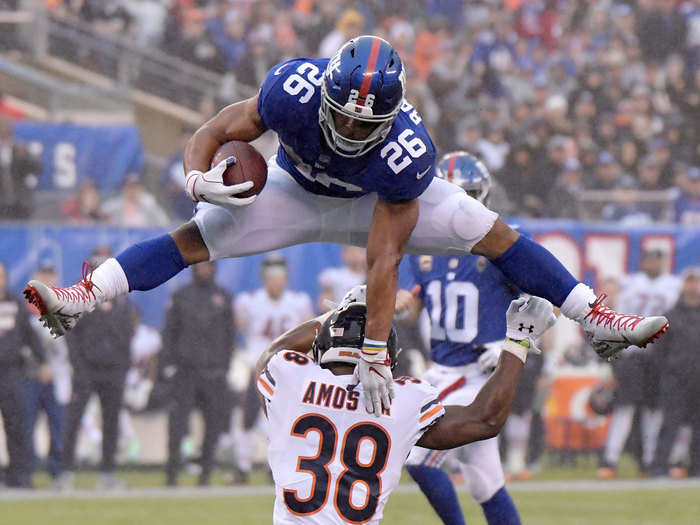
top-left (255, 292), bottom-right (556, 525)
top-left (616, 248), bottom-right (681, 319)
top-left (233, 253), bottom-right (313, 477)
top-left (235, 253), bottom-right (313, 368)
top-left (317, 246), bottom-right (367, 312)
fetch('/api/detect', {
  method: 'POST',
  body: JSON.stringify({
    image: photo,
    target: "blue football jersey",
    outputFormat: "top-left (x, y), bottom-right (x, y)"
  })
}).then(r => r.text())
top-left (257, 58), bottom-right (436, 202)
top-left (408, 254), bottom-right (519, 367)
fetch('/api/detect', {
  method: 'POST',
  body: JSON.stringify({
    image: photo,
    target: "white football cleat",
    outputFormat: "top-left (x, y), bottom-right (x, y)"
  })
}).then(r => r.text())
top-left (580, 294), bottom-right (669, 360)
top-left (24, 262), bottom-right (101, 339)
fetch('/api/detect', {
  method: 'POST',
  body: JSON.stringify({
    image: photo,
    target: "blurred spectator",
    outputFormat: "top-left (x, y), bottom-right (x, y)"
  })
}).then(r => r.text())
top-left (78, 0), bottom-right (133, 37)
top-left (60, 180), bottom-right (106, 224)
top-left (318, 8), bottom-right (365, 57)
top-left (0, 116), bottom-right (42, 220)
top-left (59, 248), bottom-right (137, 490)
top-left (0, 261), bottom-right (47, 488)
top-left (162, 261), bottom-right (234, 487)
top-left (235, 31), bottom-right (278, 93)
top-left (26, 263), bottom-right (70, 486)
top-left (33, 1), bottom-right (700, 220)
top-left (477, 123), bottom-right (510, 172)
top-left (636, 0), bottom-right (686, 62)
top-left (207, 9), bottom-right (248, 71)
top-left (598, 247), bottom-right (681, 479)
top-left (547, 158), bottom-right (583, 219)
top-left (500, 142), bottom-right (547, 217)
top-left (589, 151), bottom-right (635, 191)
top-left (651, 268), bottom-right (700, 478)
top-left (317, 246), bottom-right (367, 312)
top-left (233, 254), bottom-right (313, 482)
top-left (675, 166), bottom-right (700, 225)
top-left (161, 130), bottom-right (195, 222)
top-left (102, 175), bottom-right (170, 227)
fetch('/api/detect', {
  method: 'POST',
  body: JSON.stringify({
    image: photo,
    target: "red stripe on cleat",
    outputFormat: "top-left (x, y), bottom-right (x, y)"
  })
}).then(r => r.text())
top-left (24, 285), bottom-right (48, 315)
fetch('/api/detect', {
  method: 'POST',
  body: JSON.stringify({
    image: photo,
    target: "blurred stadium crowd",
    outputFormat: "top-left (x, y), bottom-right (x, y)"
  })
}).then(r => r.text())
top-left (1, 0), bottom-right (700, 491)
top-left (8, 0), bottom-right (696, 224)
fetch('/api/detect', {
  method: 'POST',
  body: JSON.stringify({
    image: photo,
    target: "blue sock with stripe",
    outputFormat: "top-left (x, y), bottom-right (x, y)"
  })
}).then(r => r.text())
top-left (406, 464), bottom-right (465, 525)
top-left (481, 486), bottom-right (521, 525)
top-left (116, 234), bottom-right (187, 291)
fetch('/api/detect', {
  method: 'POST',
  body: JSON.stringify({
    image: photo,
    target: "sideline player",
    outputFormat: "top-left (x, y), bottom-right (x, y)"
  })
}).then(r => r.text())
top-left (254, 291), bottom-right (556, 524)
top-left (396, 152), bottom-right (522, 525)
top-left (598, 247), bottom-right (681, 478)
top-left (25, 36), bottom-right (668, 416)
top-left (233, 253), bottom-right (313, 480)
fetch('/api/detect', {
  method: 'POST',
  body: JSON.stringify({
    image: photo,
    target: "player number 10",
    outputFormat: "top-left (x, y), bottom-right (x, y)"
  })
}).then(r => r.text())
top-left (426, 280), bottom-right (479, 343)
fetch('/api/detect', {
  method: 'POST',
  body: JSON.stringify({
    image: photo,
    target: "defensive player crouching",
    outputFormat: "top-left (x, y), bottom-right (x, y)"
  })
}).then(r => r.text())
top-left (26, 35), bottom-right (668, 417)
top-left (254, 292), bottom-right (556, 524)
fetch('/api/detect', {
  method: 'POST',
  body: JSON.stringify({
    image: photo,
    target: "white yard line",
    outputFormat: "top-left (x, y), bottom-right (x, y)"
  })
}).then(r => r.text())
top-left (1, 479), bottom-right (699, 501)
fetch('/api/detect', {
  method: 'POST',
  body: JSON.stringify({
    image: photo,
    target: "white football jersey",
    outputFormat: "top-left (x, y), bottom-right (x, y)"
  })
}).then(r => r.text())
top-left (258, 351), bottom-right (445, 525)
top-left (235, 289), bottom-right (314, 366)
top-left (617, 272), bottom-right (681, 317)
top-left (318, 267), bottom-right (366, 305)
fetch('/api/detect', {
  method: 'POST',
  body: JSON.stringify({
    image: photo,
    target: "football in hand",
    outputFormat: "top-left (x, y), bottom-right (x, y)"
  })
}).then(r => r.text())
top-left (211, 140), bottom-right (267, 198)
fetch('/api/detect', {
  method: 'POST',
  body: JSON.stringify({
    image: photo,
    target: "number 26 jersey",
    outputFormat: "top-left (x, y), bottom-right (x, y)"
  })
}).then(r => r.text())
top-left (257, 58), bottom-right (436, 203)
top-left (258, 351), bottom-right (444, 525)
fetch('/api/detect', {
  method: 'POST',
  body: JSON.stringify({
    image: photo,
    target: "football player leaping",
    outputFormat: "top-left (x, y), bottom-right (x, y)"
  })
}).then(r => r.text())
top-left (255, 290), bottom-right (556, 524)
top-left (396, 152), bottom-right (524, 525)
top-left (25, 36), bottom-right (668, 415)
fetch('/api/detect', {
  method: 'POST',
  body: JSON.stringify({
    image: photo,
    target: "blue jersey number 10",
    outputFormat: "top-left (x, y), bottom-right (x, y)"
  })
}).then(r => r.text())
top-left (425, 280), bottom-right (479, 343)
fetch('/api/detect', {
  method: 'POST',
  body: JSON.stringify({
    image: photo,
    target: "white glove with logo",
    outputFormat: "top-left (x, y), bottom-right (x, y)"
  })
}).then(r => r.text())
top-left (185, 156), bottom-right (257, 207)
top-left (477, 341), bottom-right (503, 373)
top-left (353, 348), bottom-right (394, 417)
top-left (504, 297), bottom-right (557, 359)
top-left (338, 284), bottom-right (367, 309)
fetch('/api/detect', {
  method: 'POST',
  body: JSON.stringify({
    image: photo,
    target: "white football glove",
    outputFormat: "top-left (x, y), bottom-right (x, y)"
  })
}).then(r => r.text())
top-left (505, 296), bottom-right (557, 353)
top-left (353, 349), bottom-right (395, 417)
top-left (338, 284), bottom-right (367, 309)
top-left (185, 156), bottom-right (257, 207)
top-left (477, 341), bottom-right (503, 373)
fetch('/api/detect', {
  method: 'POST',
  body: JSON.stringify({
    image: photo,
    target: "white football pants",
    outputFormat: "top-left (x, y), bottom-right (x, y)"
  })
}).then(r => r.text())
top-left (193, 155), bottom-right (498, 260)
top-left (405, 363), bottom-right (506, 504)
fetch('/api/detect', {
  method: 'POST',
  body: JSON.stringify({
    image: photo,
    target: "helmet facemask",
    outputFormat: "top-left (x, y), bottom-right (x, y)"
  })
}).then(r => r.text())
top-left (319, 59), bottom-right (405, 158)
top-left (463, 178), bottom-right (492, 205)
top-left (312, 302), bottom-right (400, 370)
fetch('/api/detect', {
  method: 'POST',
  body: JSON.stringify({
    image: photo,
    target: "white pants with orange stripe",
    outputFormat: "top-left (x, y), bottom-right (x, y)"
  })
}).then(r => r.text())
top-left (405, 362), bottom-right (505, 503)
top-left (193, 155), bottom-right (498, 260)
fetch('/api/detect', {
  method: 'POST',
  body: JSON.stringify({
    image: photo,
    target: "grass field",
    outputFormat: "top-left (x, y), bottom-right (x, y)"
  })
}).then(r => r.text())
top-left (2, 487), bottom-right (700, 525)
top-left (2, 467), bottom-right (700, 525)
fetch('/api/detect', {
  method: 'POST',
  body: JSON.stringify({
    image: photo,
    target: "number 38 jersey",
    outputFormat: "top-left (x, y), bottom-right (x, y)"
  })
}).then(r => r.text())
top-left (257, 58), bottom-right (436, 202)
top-left (257, 351), bottom-right (445, 525)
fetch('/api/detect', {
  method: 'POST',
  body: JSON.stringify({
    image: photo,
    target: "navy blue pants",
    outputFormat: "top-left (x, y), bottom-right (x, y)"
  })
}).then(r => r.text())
top-left (26, 378), bottom-right (65, 478)
top-left (0, 367), bottom-right (30, 487)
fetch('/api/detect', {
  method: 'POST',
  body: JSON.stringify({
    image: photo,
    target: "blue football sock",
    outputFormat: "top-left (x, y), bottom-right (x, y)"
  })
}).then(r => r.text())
top-left (406, 465), bottom-right (465, 525)
top-left (491, 235), bottom-right (578, 307)
top-left (116, 234), bottom-right (187, 291)
top-left (481, 486), bottom-right (521, 525)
